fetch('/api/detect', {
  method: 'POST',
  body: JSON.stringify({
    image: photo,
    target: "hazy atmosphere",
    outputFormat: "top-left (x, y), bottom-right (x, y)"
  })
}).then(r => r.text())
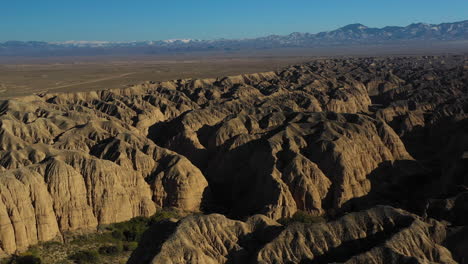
top-left (2, 0), bottom-right (468, 41)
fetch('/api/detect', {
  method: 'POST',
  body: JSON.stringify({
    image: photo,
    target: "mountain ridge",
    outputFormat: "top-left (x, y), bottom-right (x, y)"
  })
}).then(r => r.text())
top-left (1, 20), bottom-right (467, 56)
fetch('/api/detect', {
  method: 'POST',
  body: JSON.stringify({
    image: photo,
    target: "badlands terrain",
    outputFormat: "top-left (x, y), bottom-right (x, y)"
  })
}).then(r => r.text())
top-left (0, 55), bottom-right (467, 263)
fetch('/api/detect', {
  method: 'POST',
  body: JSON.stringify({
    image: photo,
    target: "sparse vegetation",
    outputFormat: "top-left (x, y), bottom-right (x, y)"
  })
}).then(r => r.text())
top-left (1, 247), bottom-right (43, 264)
top-left (68, 250), bottom-right (99, 264)
top-left (106, 209), bottom-right (180, 243)
top-left (149, 209), bottom-right (181, 224)
top-left (0, 209), bottom-right (182, 264)
top-left (98, 244), bottom-right (122, 256)
top-left (122, 242), bottom-right (138, 252)
top-left (1, 255), bottom-right (42, 264)
top-left (278, 210), bottom-right (327, 226)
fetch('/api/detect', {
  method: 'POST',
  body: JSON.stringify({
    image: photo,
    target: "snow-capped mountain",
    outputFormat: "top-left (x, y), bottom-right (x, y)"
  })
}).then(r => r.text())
top-left (1, 20), bottom-right (466, 56)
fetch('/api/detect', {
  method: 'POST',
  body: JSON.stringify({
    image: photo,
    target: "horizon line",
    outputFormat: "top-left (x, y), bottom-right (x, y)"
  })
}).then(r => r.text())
top-left (1, 19), bottom-right (466, 44)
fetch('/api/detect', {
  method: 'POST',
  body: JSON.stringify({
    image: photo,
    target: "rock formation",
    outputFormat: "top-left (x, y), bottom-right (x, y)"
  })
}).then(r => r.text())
top-left (129, 206), bottom-right (456, 264)
top-left (0, 87), bottom-right (208, 255)
top-left (0, 56), bottom-right (466, 263)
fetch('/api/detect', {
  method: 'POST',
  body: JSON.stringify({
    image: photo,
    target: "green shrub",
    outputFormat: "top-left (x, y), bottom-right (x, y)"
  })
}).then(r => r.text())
top-left (16, 255), bottom-right (42, 264)
top-left (71, 232), bottom-right (116, 246)
top-left (69, 234), bottom-right (92, 245)
top-left (107, 216), bottom-right (149, 242)
top-left (149, 209), bottom-right (180, 224)
top-left (98, 244), bottom-right (122, 256)
top-left (123, 241), bottom-right (138, 251)
top-left (41, 241), bottom-right (61, 249)
top-left (278, 211), bottom-right (326, 226)
top-left (68, 250), bottom-right (99, 264)
top-left (111, 230), bottom-right (125, 241)
top-left (106, 210), bottom-right (180, 243)
top-left (123, 230), bottom-right (138, 241)
top-left (1, 255), bottom-right (42, 264)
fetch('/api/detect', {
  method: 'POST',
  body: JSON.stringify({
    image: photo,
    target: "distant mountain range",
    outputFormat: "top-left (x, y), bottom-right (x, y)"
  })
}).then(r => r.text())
top-left (1, 20), bottom-right (467, 57)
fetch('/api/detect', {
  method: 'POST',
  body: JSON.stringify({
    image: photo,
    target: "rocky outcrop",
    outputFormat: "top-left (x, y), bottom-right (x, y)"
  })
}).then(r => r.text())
top-left (198, 111), bottom-right (413, 219)
top-left (0, 88), bottom-right (208, 255)
top-left (129, 56), bottom-right (466, 264)
top-left (131, 206), bottom-right (456, 264)
top-left (129, 214), bottom-right (281, 264)
top-left (257, 206), bottom-right (454, 264)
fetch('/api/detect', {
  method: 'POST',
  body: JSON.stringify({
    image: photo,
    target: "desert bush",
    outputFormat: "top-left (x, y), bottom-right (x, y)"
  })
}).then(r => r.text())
top-left (15, 255), bottom-right (42, 264)
top-left (111, 230), bottom-right (125, 241)
top-left (98, 244), bottom-right (122, 256)
top-left (278, 210), bottom-right (326, 225)
top-left (106, 209), bottom-right (180, 242)
top-left (149, 209), bottom-right (180, 224)
top-left (41, 241), bottom-right (61, 249)
top-left (68, 250), bottom-right (99, 264)
top-left (107, 216), bottom-right (148, 242)
top-left (1, 255), bottom-right (42, 264)
top-left (123, 241), bottom-right (138, 251)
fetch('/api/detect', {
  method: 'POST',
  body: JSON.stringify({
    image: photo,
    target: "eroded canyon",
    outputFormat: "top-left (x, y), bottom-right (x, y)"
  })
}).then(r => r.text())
top-left (0, 56), bottom-right (467, 263)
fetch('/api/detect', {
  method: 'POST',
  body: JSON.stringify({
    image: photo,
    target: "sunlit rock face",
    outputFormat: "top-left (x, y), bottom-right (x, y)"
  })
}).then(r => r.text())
top-left (0, 56), bottom-right (467, 263)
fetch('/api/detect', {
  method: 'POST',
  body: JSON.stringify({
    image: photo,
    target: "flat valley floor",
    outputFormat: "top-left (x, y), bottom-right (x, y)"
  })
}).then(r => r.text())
top-left (1, 42), bottom-right (467, 98)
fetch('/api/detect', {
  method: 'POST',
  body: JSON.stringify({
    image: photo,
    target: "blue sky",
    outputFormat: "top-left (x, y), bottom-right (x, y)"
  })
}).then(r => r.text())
top-left (1, 0), bottom-right (467, 42)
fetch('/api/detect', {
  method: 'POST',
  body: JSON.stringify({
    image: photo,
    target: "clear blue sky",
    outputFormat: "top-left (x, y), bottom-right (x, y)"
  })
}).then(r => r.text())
top-left (1, 0), bottom-right (467, 42)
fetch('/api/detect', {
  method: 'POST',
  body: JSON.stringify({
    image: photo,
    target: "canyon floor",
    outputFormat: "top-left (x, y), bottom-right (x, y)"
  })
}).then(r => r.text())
top-left (0, 55), bottom-right (467, 264)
